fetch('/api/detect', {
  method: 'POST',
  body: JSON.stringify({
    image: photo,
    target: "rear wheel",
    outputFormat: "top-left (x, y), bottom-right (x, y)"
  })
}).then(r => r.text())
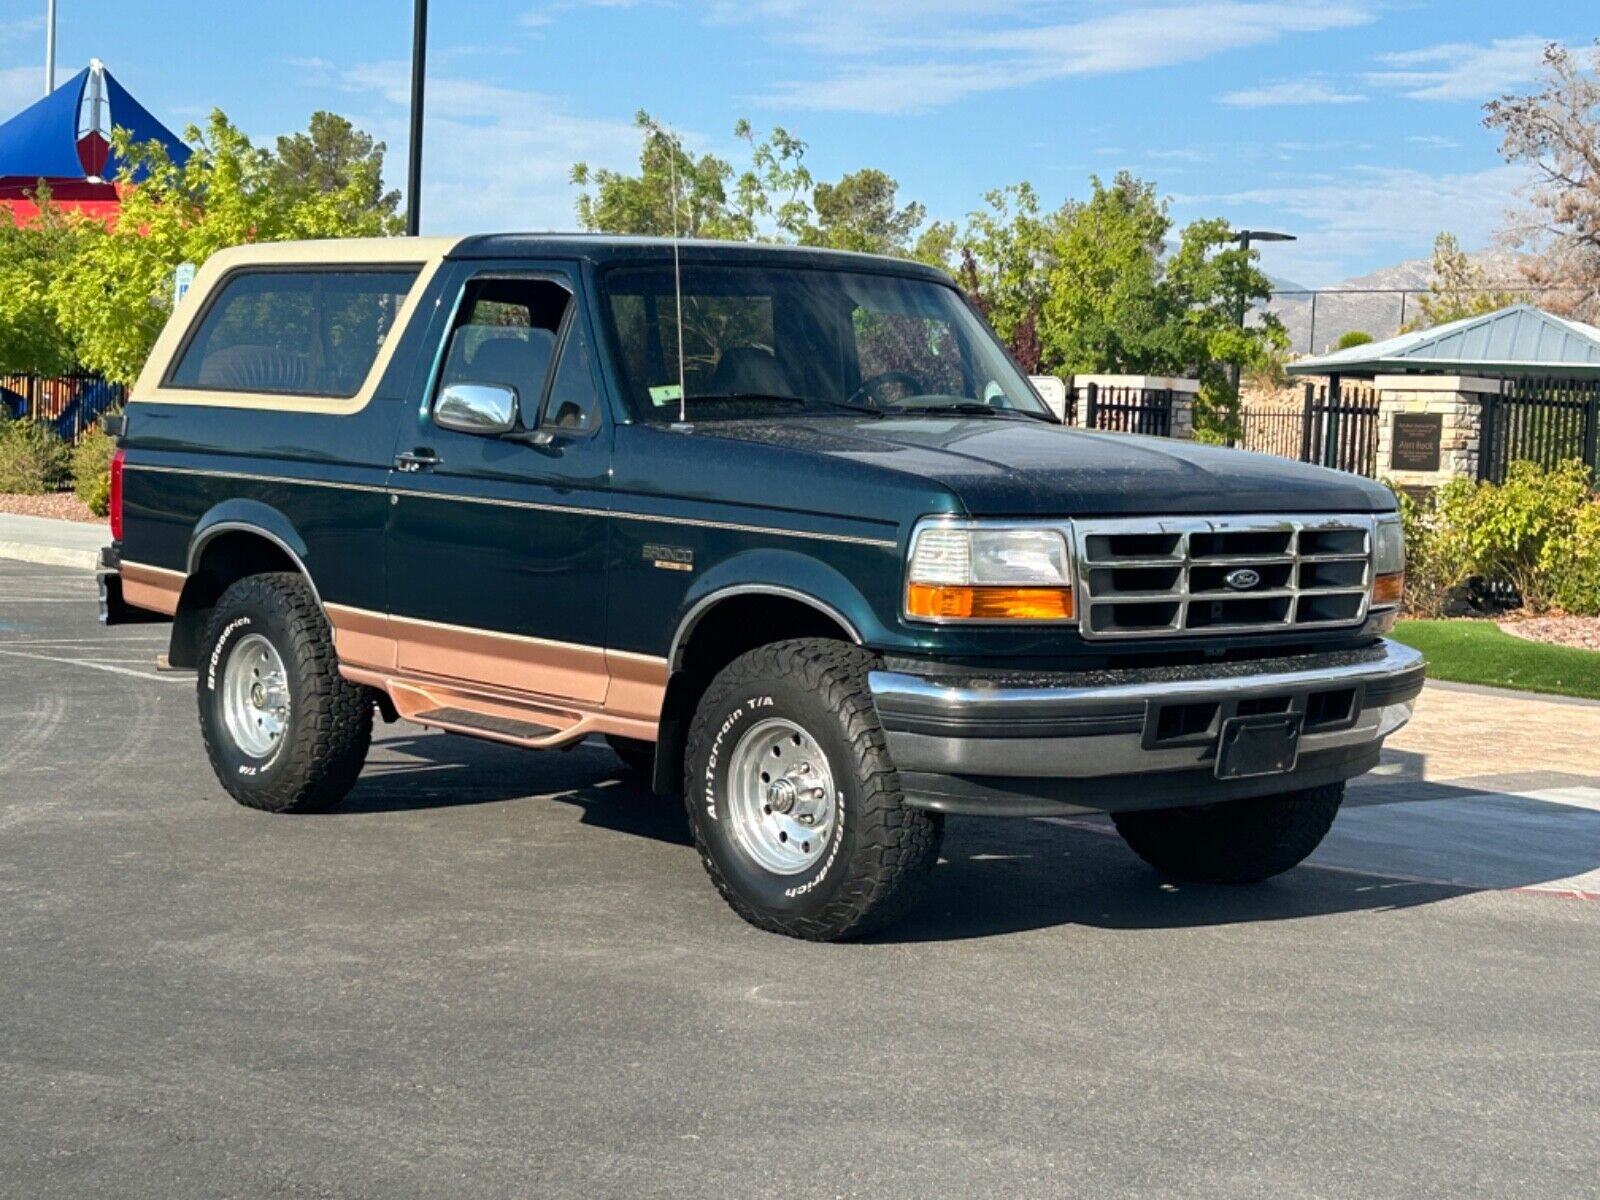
top-left (1110, 783), bottom-right (1344, 884)
top-left (197, 572), bottom-right (372, 814)
top-left (684, 639), bottom-right (942, 941)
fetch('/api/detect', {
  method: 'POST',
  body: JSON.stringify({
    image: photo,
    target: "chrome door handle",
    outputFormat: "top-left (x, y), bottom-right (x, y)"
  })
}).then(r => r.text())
top-left (395, 450), bottom-right (441, 472)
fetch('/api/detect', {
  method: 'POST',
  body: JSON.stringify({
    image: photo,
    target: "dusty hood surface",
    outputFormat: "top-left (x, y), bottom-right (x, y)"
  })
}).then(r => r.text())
top-left (698, 415), bottom-right (1396, 517)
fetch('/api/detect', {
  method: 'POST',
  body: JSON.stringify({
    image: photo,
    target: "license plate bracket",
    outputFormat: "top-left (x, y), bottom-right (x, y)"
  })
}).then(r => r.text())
top-left (1214, 712), bottom-right (1303, 780)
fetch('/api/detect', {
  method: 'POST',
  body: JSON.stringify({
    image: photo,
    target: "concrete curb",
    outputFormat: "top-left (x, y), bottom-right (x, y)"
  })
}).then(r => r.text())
top-left (0, 540), bottom-right (100, 570)
top-left (0, 513), bottom-right (109, 572)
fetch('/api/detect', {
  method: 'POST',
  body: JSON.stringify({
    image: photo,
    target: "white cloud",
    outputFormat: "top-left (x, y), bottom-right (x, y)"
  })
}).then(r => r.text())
top-left (337, 60), bottom-right (659, 234)
top-left (1407, 135), bottom-right (1458, 149)
top-left (1175, 163), bottom-right (1528, 285)
top-left (1, 15), bottom-right (45, 42)
top-left (1219, 80), bottom-right (1366, 107)
top-left (1367, 36), bottom-right (1554, 102)
top-left (739, 3), bottom-right (1373, 113)
top-left (0, 64), bottom-right (43, 114)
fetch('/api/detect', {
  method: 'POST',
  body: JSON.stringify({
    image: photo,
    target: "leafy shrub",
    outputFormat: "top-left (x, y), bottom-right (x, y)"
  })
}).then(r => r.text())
top-left (1442, 460), bottom-right (1592, 611)
top-left (0, 416), bottom-right (71, 494)
top-left (1336, 330), bottom-right (1373, 349)
top-left (1544, 499), bottom-right (1600, 616)
top-left (1394, 460), bottom-right (1598, 615)
top-left (71, 416), bottom-right (119, 516)
top-left (1395, 485), bottom-right (1473, 615)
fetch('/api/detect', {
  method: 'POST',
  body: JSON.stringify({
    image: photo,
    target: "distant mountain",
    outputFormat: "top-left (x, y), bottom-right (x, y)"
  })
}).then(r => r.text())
top-left (1258, 249), bottom-right (1528, 358)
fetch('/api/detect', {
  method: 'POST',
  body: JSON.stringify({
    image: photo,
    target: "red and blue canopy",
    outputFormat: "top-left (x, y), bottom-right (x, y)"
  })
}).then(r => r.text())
top-left (0, 63), bottom-right (189, 185)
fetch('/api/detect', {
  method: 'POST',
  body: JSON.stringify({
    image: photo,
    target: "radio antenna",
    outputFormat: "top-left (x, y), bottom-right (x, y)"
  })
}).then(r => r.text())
top-left (666, 125), bottom-right (688, 427)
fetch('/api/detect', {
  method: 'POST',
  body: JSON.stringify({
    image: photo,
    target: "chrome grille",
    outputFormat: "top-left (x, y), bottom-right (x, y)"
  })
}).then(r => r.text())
top-left (1073, 515), bottom-right (1374, 640)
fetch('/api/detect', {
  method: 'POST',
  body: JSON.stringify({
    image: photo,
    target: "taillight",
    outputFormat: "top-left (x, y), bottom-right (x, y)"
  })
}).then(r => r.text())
top-left (109, 449), bottom-right (125, 540)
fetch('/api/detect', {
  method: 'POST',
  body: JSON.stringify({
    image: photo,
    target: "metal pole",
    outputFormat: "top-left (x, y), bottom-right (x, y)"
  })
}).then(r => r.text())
top-left (406, 0), bottom-right (427, 237)
top-left (44, 0), bottom-right (57, 94)
top-left (1231, 231), bottom-right (1250, 402)
top-left (1398, 290), bottom-right (1407, 333)
top-left (1307, 291), bottom-right (1317, 355)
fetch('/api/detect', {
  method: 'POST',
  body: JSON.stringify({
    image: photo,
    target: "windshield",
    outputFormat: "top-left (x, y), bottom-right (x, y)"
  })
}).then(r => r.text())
top-left (598, 261), bottom-right (1053, 422)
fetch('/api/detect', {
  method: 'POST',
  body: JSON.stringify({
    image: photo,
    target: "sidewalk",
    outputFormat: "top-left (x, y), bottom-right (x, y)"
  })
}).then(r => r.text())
top-left (0, 513), bottom-right (107, 570)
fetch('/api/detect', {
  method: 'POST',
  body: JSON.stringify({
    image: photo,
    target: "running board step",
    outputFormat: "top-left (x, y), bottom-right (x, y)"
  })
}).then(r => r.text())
top-left (412, 707), bottom-right (560, 741)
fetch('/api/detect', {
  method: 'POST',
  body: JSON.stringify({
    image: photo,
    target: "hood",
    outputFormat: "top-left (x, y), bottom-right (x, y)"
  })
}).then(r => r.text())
top-left (697, 415), bottom-right (1395, 517)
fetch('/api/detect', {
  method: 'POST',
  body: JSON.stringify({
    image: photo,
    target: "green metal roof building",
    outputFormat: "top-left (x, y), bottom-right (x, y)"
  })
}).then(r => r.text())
top-left (1288, 304), bottom-right (1600, 381)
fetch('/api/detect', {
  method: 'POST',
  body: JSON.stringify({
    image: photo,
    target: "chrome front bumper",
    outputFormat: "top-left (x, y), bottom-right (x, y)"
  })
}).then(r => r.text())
top-left (869, 639), bottom-right (1425, 816)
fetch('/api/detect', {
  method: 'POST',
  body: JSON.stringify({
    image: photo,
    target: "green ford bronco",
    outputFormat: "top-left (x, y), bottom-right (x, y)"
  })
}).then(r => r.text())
top-left (100, 234), bottom-right (1423, 940)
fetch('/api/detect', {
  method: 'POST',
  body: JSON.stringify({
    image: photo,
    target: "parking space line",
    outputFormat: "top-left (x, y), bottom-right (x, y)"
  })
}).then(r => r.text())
top-left (0, 647), bottom-right (189, 683)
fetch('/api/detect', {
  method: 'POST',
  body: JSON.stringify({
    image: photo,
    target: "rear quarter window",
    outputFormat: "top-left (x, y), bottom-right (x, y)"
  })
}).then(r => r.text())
top-left (166, 267), bottom-right (420, 398)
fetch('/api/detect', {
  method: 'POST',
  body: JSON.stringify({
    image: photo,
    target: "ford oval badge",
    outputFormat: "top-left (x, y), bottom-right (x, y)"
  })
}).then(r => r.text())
top-left (1224, 568), bottom-right (1261, 591)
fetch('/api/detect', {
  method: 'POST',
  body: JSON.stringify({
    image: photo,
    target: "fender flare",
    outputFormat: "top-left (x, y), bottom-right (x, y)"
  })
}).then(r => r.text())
top-left (186, 500), bottom-right (321, 606)
top-left (667, 548), bottom-right (886, 670)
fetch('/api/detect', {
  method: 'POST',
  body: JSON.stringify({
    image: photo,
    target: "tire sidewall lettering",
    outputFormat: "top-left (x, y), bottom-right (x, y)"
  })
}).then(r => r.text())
top-left (203, 609), bottom-right (289, 777)
top-left (696, 684), bottom-right (851, 915)
top-left (205, 615), bottom-right (253, 692)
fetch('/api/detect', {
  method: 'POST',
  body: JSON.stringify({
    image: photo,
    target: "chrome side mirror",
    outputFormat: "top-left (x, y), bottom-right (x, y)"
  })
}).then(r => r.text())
top-left (434, 382), bottom-right (519, 436)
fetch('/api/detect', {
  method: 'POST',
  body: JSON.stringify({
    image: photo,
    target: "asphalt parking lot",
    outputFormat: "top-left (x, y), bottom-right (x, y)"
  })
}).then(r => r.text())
top-left (1, 558), bottom-right (1596, 1199)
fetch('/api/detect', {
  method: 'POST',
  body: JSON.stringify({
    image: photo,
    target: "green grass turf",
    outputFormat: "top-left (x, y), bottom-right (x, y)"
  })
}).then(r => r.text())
top-left (1392, 619), bottom-right (1600, 701)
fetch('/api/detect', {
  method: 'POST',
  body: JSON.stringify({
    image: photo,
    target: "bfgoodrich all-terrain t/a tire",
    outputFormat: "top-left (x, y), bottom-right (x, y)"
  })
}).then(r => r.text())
top-left (197, 572), bottom-right (373, 814)
top-left (684, 639), bottom-right (943, 941)
top-left (1110, 783), bottom-right (1344, 884)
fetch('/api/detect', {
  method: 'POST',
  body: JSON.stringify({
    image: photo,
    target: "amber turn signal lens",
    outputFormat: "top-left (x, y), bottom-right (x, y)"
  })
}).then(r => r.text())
top-left (906, 583), bottom-right (1075, 621)
top-left (1371, 572), bottom-right (1404, 607)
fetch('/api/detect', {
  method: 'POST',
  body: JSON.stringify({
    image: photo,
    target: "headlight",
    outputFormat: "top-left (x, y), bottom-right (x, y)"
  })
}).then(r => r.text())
top-left (1371, 515), bottom-right (1405, 608)
top-left (906, 521), bottom-right (1075, 621)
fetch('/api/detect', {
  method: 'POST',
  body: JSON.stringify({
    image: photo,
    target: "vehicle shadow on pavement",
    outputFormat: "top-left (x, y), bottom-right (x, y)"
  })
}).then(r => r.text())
top-left (872, 815), bottom-right (1478, 943)
top-left (335, 733), bottom-right (695, 847)
top-left (329, 733), bottom-right (1593, 943)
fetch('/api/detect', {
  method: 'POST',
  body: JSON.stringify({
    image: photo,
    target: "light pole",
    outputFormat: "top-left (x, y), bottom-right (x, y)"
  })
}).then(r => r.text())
top-left (44, 0), bottom-right (57, 94)
top-left (406, 0), bottom-right (427, 236)
top-left (1228, 228), bottom-right (1296, 399)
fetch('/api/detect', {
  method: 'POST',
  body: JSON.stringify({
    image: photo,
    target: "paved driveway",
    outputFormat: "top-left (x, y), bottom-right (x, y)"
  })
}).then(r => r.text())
top-left (1, 560), bottom-right (1595, 1199)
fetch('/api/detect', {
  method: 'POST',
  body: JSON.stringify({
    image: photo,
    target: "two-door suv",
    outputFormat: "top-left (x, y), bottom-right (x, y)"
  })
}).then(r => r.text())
top-left (101, 235), bottom-right (1423, 939)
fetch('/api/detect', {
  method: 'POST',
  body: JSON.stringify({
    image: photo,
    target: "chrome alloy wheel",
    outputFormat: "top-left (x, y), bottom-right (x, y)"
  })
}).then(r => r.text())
top-left (725, 717), bottom-right (838, 875)
top-left (222, 633), bottom-right (291, 758)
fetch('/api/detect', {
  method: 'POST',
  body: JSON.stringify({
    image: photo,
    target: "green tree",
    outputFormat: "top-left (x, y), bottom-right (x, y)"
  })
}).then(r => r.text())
top-left (573, 115), bottom-right (954, 266)
top-left (1336, 330), bottom-right (1374, 349)
top-left (573, 112), bottom-right (760, 240)
top-left (0, 189), bottom-right (82, 376)
top-left (802, 168), bottom-right (927, 256)
top-left (1160, 216), bottom-right (1288, 433)
top-left (956, 182), bottom-right (1064, 366)
top-left (1408, 232), bottom-right (1521, 329)
top-left (49, 110), bottom-right (397, 385)
top-left (1038, 173), bottom-right (1170, 372)
top-left (273, 111), bottom-right (403, 234)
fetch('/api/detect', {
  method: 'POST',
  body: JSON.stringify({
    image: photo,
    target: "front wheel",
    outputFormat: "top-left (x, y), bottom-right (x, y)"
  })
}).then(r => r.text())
top-left (684, 640), bottom-right (942, 941)
top-left (1110, 783), bottom-right (1344, 884)
top-left (197, 572), bottom-right (373, 813)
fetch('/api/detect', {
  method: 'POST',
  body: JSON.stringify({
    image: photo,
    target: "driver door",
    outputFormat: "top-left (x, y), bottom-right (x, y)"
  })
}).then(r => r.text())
top-left (384, 264), bottom-right (613, 704)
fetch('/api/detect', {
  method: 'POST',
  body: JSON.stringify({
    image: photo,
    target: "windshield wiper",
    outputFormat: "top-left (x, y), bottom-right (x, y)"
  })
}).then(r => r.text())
top-left (892, 402), bottom-right (1055, 423)
top-left (680, 392), bottom-right (883, 418)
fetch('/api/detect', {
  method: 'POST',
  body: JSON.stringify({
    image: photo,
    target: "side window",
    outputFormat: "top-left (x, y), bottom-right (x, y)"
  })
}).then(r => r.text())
top-left (167, 268), bottom-right (419, 398)
top-left (436, 277), bottom-right (571, 421)
top-left (540, 320), bottom-right (603, 435)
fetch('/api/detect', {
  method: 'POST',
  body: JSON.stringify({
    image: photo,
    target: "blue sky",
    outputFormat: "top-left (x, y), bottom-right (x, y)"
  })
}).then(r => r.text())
top-left (0, 1), bottom-right (1585, 286)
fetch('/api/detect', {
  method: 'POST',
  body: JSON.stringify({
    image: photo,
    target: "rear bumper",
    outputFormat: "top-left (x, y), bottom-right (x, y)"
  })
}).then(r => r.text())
top-left (869, 639), bottom-right (1425, 816)
top-left (97, 544), bottom-right (167, 627)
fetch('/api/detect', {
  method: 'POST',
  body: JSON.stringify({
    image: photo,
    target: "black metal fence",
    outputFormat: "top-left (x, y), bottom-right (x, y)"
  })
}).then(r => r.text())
top-left (1071, 382), bottom-right (1174, 436)
top-left (1478, 377), bottom-right (1600, 484)
top-left (1237, 381), bottom-right (1380, 477)
top-left (0, 371), bottom-right (127, 444)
